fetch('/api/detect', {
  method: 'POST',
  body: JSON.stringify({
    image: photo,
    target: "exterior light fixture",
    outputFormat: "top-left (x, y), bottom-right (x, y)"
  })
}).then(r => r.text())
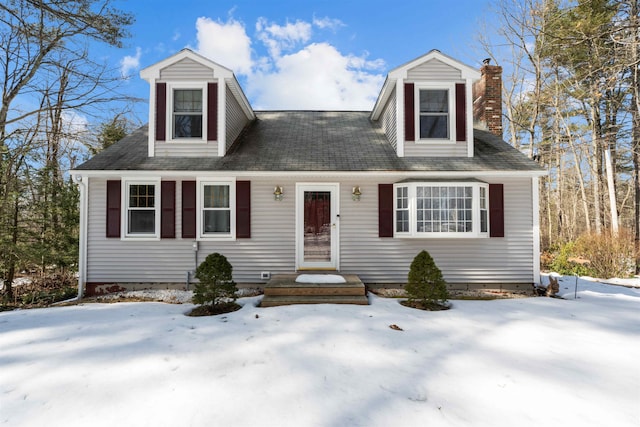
top-left (352, 186), bottom-right (362, 201)
top-left (274, 186), bottom-right (284, 201)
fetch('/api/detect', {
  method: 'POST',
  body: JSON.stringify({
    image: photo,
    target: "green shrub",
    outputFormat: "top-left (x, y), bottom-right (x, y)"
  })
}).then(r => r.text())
top-left (548, 241), bottom-right (595, 277)
top-left (193, 253), bottom-right (237, 306)
top-left (549, 230), bottom-right (636, 278)
top-left (405, 250), bottom-right (449, 307)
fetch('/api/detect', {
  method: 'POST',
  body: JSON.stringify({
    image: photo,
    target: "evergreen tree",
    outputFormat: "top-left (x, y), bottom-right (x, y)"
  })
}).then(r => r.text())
top-left (193, 253), bottom-right (237, 306)
top-left (405, 250), bottom-right (449, 308)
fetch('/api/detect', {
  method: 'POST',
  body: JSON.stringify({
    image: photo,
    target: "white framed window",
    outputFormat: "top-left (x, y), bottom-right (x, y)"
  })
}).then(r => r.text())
top-left (197, 179), bottom-right (235, 240)
top-left (415, 83), bottom-right (456, 142)
top-left (480, 186), bottom-right (488, 233)
top-left (394, 182), bottom-right (489, 238)
top-left (167, 82), bottom-right (207, 142)
top-left (396, 186), bottom-right (409, 233)
top-left (123, 179), bottom-right (160, 239)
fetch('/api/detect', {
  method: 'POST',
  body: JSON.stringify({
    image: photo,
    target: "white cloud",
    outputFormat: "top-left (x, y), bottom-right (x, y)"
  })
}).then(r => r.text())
top-left (193, 16), bottom-right (385, 110)
top-left (312, 16), bottom-right (345, 31)
top-left (120, 47), bottom-right (142, 77)
top-left (256, 18), bottom-right (312, 57)
top-left (195, 16), bottom-right (252, 75)
top-left (248, 43), bottom-right (384, 110)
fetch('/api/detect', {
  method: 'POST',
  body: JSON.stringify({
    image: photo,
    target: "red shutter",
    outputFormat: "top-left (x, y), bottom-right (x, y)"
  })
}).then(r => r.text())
top-left (489, 184), bottom-right (504, 237)
top-left (236, 181), bottom-right (251, 238)
top-left (207, 82), bottom-right (218, 142)
top-left (378, 184), bottom-right (394, 238)
top-left (404, 83), bottom-right (415, 142)
top-left (455, 83), bottom-right (466, 142)
top-left (182, 181), bottom-right (196, 239)
top-left (161, 181), bottom-right (176, 238)
top-left (156, 83), bottom-right (166, 141)
top-left (106, 180), bottom-right (121, 238)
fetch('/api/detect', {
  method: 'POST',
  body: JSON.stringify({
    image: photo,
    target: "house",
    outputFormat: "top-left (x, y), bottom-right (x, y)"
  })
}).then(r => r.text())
top-left (71, 48), bottom-right (545, 297)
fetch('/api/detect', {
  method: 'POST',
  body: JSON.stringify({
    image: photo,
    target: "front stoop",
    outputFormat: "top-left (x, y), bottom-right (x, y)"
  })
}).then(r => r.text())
top-left (260, 274), bottom-right (369, 307)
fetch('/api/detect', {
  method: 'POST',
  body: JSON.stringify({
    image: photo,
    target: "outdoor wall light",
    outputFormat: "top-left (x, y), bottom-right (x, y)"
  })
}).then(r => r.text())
top-left (274, 186), bottom-right (284, 201)
top-left (352, 186), bottom-right (362, 201)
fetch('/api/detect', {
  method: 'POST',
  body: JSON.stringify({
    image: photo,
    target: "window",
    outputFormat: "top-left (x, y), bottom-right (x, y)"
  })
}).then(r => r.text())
top-left (415, 83), bottom-right (456, 142)
top-left (394, 182), bottom-right (489, 238)
top-left (198, 180), bottom-right (235, 239)
top-left (124, 181), bottom-right (160, 238)
top-left (173, 88), bottom-right (202, 139)
top-left (396, 186), bottom-right (409, 232)
top-left (480, 186), bottom-right (488, 233)
top-left (419, 89), bottom-right (449, 139)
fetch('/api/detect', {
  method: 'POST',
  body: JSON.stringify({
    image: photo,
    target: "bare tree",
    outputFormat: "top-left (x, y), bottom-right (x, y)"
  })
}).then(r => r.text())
top-left (0, 0), bottom-right (133, 299)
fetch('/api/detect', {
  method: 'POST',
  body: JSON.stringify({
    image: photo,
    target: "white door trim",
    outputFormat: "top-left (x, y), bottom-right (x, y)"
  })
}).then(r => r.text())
top-left (295, 183), bottom-right (340, 271)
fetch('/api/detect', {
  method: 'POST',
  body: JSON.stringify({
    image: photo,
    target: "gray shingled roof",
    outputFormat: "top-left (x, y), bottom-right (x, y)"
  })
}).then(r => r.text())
top-left (74, 111), bottom-right (543, 173)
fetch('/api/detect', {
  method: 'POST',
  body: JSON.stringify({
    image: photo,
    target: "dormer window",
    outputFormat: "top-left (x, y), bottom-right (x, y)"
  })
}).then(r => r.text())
top-left (173, 89), bottom-right (203, 138)
top-left (419, 89), bottom-right (449, 139)
top-left (415, 82), bottom-right (456, 143)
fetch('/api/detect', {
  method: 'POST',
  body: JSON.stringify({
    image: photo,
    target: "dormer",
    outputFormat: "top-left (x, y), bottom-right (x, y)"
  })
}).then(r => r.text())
top-left (140, 49), bottom-right (255, 158)
top-left (371, 50), bottom-right (482, 158)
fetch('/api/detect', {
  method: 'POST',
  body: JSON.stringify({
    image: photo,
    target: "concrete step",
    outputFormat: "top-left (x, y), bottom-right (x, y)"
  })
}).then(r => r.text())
top-left (260, 294), bottom-right (370, 307)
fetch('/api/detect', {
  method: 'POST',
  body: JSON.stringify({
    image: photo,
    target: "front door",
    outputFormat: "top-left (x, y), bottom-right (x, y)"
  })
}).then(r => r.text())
top-left (296, 184), bottom-right (339, 270)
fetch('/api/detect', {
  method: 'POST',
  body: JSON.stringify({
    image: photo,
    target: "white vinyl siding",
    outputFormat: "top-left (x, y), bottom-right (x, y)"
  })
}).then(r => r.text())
top-left (380, 87), bottom-right (398, 150)
top-left (159, 57), bottom-right (215, 80)
top-left (406, 58), bottom-right (462, 81)
top-left (85, 176), bottom-right (534, 286)
top-left (226, 85), bottom-right (249, 151)
top-left (153, 141), bottom-right (219, 157)
top-left (403, 140), bottom-right (468, 156)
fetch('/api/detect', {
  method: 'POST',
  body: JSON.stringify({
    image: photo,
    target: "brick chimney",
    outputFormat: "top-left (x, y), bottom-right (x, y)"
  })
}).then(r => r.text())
top-left (473, 60), bottom-right (503, 136)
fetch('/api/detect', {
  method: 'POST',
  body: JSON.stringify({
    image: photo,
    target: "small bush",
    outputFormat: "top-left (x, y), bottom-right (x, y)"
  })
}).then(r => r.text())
top-left (548, 229), bottom-right (637, 279)
top-left (2, 273), bottom-right (77, 308)
top-left (404, 250), bottom-right (449, 309)
top-left (548, 241), bottom-right (594, 277)
top-left (193, 253), bottom-right (237, 306)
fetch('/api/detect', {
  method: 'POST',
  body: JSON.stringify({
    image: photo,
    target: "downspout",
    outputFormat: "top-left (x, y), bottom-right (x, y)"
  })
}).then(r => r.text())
top-left (75, 175), bottom-right (88, 299)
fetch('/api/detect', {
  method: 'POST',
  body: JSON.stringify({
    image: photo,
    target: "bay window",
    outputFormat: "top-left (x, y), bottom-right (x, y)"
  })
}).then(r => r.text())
top-left (394, 182), bottom-right (490, 238)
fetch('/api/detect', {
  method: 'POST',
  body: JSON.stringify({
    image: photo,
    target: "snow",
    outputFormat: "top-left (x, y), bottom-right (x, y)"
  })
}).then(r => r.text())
top-left (295, 274), bottom-right (347, 284)
top-left (1, 276), bottom-right (639, 427)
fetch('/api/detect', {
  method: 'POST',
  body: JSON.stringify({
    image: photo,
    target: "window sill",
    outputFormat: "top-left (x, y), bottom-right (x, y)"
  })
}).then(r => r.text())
top-left (197, 235), bottom-right (236, 241)
top-left (166, 138), bottom-right (209, 144)
top-left (414, 139), bottom-right (457, 145)
top-left (121, 235), bottom-right (161, 241)
top-left (394, 233), bottom-right (489, 239)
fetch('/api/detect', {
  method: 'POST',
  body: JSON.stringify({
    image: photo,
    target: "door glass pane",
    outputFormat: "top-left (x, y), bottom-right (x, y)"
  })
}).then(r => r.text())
top-left (303, 191), bottom-right (331, 262)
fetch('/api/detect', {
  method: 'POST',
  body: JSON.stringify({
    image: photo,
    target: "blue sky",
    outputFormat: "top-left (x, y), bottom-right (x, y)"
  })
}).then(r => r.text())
top-left (104, 0), bottom-right (495, 122)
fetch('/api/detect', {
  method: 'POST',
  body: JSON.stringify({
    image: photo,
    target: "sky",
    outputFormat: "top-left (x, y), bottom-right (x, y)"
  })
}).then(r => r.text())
top-left (103, 0), bottom-right (497, 122)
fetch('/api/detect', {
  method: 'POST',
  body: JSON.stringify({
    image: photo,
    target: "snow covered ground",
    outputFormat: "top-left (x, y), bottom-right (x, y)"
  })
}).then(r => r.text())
top-left (1, 276), bottom-right (639, 427)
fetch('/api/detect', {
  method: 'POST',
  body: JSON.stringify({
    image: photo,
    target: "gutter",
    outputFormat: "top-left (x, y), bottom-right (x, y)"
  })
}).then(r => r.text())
top-left (73, 174), bottom-right (88, 299)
